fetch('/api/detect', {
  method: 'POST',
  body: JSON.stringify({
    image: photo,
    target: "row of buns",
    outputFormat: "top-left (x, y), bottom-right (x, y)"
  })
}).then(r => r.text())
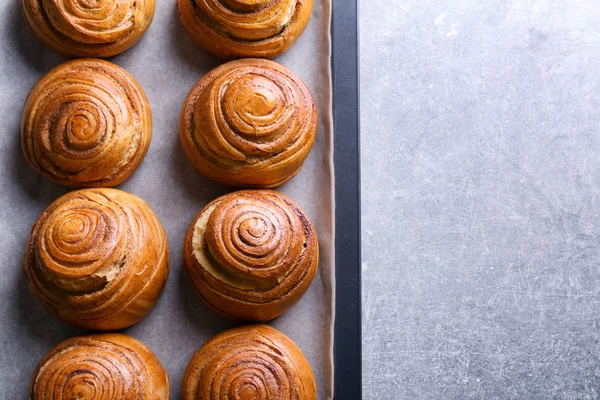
top-left (22, 0), bottom-right (313, 59)
top-left (25, 188), bottom-right (318, 329)
top-left (22, 57), bottom-right (317, 189)
top-left (30, 326), bottom-right (316, 399)
top-left (20, 0), bottom-right (321, 398)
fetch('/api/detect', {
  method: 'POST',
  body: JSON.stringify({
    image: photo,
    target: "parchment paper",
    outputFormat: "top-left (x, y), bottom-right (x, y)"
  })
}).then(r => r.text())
top-left (0, 1), bottom-right (334, 398)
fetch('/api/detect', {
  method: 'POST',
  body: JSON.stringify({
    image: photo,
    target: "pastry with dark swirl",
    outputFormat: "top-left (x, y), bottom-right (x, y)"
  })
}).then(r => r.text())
top-left (30, 333), bottom-right (170, 399)
top-left (177, 0), bottom-right (313, 59)
top-left (180, 59), bottom-right (318, 188)
top-left (183, 190), bottom-right (318, 321)
top-left (21, 59), bottom-right (152, 188)
top-left (21, 0), bottom-right (155, 58)
top-left (182, 324), bottom-right (316, 400)
top-left (23, 188), bottom-right (170, 330)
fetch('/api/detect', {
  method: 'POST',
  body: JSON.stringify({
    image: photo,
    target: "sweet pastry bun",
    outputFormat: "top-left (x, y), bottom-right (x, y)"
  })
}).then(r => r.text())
top-left (183, 190), bottom-right (318, 321)
top-left (182, 324), bottom-right (316, 400)
top-left (177, 0), bottom-right (313, 59)
top-left (23, 188), bottom-right (170, 330)
top-left (30, 333), bottom-right (169, 399)
top-left (22, 59), bottom-right (152, 188)
top-left (180, 59), bottom-right (317, 188)
top-left (21, 0), bottom-right (155, 58)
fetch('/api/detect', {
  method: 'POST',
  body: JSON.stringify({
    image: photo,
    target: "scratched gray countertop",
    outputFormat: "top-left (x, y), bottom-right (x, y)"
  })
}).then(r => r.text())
top-left (360, 1), bottom-right (600, 399)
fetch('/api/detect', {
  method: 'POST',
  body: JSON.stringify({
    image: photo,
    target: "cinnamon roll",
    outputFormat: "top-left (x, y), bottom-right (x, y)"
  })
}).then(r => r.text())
top-left (30, 333), bottom-right (169, 399)
top-left (23, 188), bottom-right (170, 330)
top-left (21, 59), bottom-right (152, 188)
top-left (21, 0), bottom-right (155, 58)
top-left (183, 190), bottom-right (318, 321)
top-left (182, 325), bottom-right (316, 400)
top-left (177, 0), bottom-right (313, 59)
top-left (180, 59), bottom-right (317, 188)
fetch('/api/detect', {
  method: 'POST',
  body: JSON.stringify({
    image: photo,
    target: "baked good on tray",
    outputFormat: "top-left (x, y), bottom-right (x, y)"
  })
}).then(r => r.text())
top-left (21, 59), bottom-right (152, 188)
top-left (177, 0), bottom-right (313, 59)
top-left (30, 333), bottom-right (169, 399)
top-left (21, 0), bottom-right (155, 58)
top-left (23, 188), bottom-right (169, 330)
top-left (183, 190), bottom-right (318, 321)
top-left (182, 324), bottom-right (316, 400)
top-left (180, 58), bottom-right (317, 188)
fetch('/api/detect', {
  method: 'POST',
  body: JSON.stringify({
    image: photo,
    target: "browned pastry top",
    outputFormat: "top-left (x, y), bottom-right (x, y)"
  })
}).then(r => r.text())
top-left (177, 0), bottom-right (314, 59)
top-left (182, 325), bottom-right (316, 400)
top-left (180, 59), bottom-right (318, 188)
top-left (21, 0), bottom-right (155, 58)
top-left (23, 188), bottom-right (169, 330)
top-left (30, 333), bottom-right (169, 399)
top-left (21, 59), bottom-right (152, 188)
top-left (183, 190), bottom-right (318, 321)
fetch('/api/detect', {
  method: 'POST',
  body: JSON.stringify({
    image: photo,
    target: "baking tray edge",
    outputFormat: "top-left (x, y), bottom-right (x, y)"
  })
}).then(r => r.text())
top-left (332, 0), bottom-right (362, 398)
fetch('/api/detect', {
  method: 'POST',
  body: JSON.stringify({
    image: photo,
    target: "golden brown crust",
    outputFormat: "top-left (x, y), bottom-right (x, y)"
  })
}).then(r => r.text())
top-left (182, 325), bottom-right (316, 400)
top-left (177, 0), bottom-right (313, 59)
top-left (21, 0), bottom-right (155, 58)
top-left (21, 59), bottom-right (152, 188)
top-left (180, 59), bottom-right (317, 189)
top-left (183, 190), bottom-right (318, 321)
top-left (30, 333), bottom-right (170, 399)
top-left (23, 188), bottom-right (170, 330)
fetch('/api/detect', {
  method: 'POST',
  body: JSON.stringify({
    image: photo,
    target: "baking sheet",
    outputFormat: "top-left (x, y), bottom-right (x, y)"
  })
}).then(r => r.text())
top-left (0, 1), bottom-right (334, 398)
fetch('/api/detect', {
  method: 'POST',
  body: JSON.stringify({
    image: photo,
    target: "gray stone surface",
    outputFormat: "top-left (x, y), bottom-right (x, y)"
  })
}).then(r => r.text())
top-left (360, 1), bottom-right (600, 398)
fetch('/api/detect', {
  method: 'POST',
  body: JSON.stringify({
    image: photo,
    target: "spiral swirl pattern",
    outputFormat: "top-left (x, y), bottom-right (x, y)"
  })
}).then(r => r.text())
top-left (182, 325), bottom-right (316, 400)
top-left (30, 334), bottom-right (169, 399)
top-left (181, 59), bottom-right (317, 188)
top-left (24, 188), bottom-right (169, 330)
top-left (22, 59), bottom-right (151, 188)
top-left (178, 0), bottom-right (313, 59)
top-left (21, 0), bottom-right (155, 57)
top-left (184, 190), bottom-right (318, 321)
